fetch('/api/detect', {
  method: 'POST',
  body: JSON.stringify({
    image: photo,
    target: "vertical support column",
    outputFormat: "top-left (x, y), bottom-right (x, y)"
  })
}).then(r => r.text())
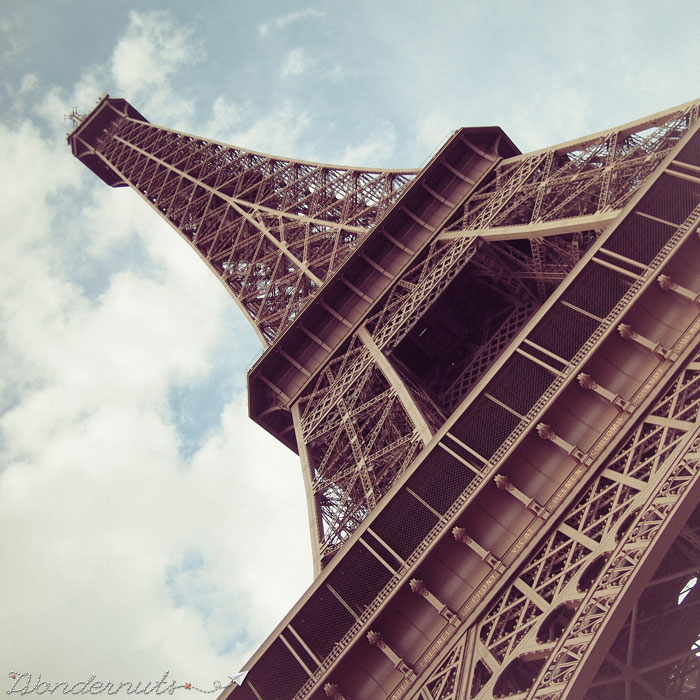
top-left (367, 631), bottom-right (415, 679)
top-left (453, 527), bottom-right (505, 571)
top-left (357, 326), bottom-right (433, 443)
top-left (323, 683), bottom-right (346, 700)
top-left (291, 402), bottom-right (325, 576)
top-left (409, 578), bottom-right (457, 623)
top-left (618, 323), bottom-right (673, 359)
top-left (536, 423), bottom-right (591, 464)
top-left (494, 474), bottom-right (546, 517)
top-left (578, 373), bottom-right (630, 411)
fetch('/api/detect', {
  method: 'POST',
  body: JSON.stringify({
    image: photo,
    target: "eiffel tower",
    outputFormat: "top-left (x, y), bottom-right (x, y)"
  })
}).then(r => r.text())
top-left (69, 96), bottom-right (700, 700)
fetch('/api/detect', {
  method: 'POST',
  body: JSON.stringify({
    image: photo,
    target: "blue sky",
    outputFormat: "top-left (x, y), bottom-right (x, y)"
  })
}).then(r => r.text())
top-left (1, 0), bottom-right (700, 690)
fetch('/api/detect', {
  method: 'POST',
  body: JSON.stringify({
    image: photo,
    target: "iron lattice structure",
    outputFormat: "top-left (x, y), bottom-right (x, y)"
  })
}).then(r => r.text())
top-left (69, 96), bottom-right (700, 700)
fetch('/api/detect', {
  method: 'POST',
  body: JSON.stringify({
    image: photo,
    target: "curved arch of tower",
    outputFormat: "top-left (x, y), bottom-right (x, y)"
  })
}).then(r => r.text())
top-left (70, 96), bottom-right (700, 699)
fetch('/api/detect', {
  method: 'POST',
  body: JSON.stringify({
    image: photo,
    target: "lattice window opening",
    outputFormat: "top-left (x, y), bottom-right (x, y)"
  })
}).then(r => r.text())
top-left (513, 177), bottom-right (603, 226)
top-left (453, 112), bottom-right (696, 235)
top-left (455, 156), bottom-right (547, 230)
top-left (367, 236), bottom-right (479, 353)
top-left (536, 602), bottom-right (578, 644)
top-left (520, 540), bottom-right (589, 605)
top-left (488, 619), bottom-right (542, 672)
top-left (519, 531), bottom-right (576, 588)
top-left (576, 553), bottom-right (609, 593)
top-left (492, 654), bottom-right (547, 698)
top-left (612, 426), bottom-right (686, 485)
top-left (365, 441), bottom-right (423, 497)
top-left (673, 382), bottom-right (700, 425)
top-left (314, 460), bottom-right (371, 506)
top-left (313, 469), bottom-right (363, 515)
top-left (320, 514), bottom-right (367, 554)
top-left (426, 668), bottom-right (458, 700)
top-left (536, 234), bottom-right (594, 275)
top-left (564, 478), bottom-right (634, 543)
top-left (638, 421), bottom-right (683, 465)
top-left (468, 243), bottom-right (546, 302)
top-left (399, 368), bottom-right (446, 432)
top-left (440, 302), bottom-right (540, 414)
top-left (646, 371), bottom-right (699, 420)
top-left (482, 597), bottom-right (544, 663)
top-left (480, 588), bottom-right (529, 644)
top-left (592, 551), bottom-right (700, 697)
top-left (305, 374), bottom-right (414, 470)
top-left (387, 261), bottom-right (540, 417)
top-left (470, 659), bottom-right (493, 699)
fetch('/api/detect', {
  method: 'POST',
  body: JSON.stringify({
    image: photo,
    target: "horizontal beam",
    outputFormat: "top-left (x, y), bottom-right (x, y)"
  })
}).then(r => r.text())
top-left (439, 210), bottom-right (619, 242)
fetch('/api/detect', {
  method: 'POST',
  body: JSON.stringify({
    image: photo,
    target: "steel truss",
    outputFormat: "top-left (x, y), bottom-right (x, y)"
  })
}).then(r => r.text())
top-left (294, 103), bottom-right (700, 566)
top-left (69, 95), bottom-right (700, 699)
top-left (414, 353), bottom-right (700, 700)
top-left (79, 102), bottom-right (416, 344)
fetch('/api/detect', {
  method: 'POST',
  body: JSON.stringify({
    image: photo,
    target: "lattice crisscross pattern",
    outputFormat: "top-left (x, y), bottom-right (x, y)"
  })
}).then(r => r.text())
top-left (91, 114), bottom-right (416, 343)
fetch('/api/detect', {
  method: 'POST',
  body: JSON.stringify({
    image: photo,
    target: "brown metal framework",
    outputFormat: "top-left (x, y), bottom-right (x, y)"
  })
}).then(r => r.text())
top-left (69, 96), bottom-right (700, 699)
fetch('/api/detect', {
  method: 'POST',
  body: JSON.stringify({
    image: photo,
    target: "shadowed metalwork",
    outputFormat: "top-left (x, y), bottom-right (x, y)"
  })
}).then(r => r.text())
top-left (70, 96), bottom-right (700, 700)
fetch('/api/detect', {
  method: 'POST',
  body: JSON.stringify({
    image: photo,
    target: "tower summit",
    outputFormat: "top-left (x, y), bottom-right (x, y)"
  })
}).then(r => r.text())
top-left (69, 96), bottom-right (700, 699)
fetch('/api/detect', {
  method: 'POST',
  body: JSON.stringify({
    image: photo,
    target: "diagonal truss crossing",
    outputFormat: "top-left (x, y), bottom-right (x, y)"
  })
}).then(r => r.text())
top-left (70, 96), bottom-right (416, 344)
top-left (69, 95), bottom-right (700, 699)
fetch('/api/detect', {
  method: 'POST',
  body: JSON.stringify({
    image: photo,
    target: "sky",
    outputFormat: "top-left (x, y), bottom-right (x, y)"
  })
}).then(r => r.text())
top-left (2, 0), bottom-right (700, 692)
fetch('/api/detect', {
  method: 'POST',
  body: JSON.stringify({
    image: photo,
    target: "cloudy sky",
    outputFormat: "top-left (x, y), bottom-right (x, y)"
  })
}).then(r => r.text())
top-left (2, 0), bottom-right (700, 691)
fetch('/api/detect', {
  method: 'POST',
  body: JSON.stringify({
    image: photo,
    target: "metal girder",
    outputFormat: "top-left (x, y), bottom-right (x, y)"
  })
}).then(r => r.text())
top-left (70, 96), bottom-right (416, 345)
top-left (69, 95), bottom-right (700, 700)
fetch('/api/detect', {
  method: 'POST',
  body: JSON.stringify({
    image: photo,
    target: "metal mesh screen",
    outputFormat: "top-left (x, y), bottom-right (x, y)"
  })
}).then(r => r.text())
top-left (325, 543), bottom-right (393, 617)
top-left (229, 684), bottom-right (258, 700)
top-left (291, 587), bottom-right (356, 660)
top-left (450, 394), bottom-right (521, 460)
top-left (487, 353), bottom-right (556, 417)
top-left (363, 530), bottom-right (403, 570)
top-left (678, 136), bottom-right (700, 168)
top-left (371, 488), bottom-right (440, 560)
top-left (527, 303), bottom-right (600, 361)
top-left (637, 174), bottom-right (700, 225)
top-left (246, 637), bottom-right (310, 700)
top-left (407, 448), bottom-right (476, 515)
top-left (605, 213), bottom-right (676, 266)
top-left (562, 263), bottom-right (632, 319)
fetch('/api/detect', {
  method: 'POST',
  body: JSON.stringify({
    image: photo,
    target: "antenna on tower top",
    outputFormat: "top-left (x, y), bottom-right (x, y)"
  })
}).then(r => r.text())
top-left (64, 107), bottom-right (85, 127)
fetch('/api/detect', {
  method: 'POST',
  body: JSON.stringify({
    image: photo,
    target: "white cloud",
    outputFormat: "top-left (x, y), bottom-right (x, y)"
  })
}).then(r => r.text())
top-left (281, 48), bottom-right (309, 78)
top-left (34, 10), bottom-right (199, 136)
top-left (338, 121), bottom-right (397, 166)
top-left (0, 11), bottom-right (313, 686)
top-left (509, 86), bottom-right (592, 153)
top-left (0, 14), bottom-right (26, 69)
top-left (111, 10), bottom-right (193, 94)
top-left (203, 96), bottom-right (246, 143)
top-left (0, 115), bottom-right (313, 681)
top-left (110, 10), bottom-right (199, 127)
top-left (19, 73), bottom-right (38, 94)
top-left (258, 8), bottom-right (324, 37)
top-left (229, 101), bottom-right (312, 158)
top-left (415, 108), bottom-right (458, 158)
